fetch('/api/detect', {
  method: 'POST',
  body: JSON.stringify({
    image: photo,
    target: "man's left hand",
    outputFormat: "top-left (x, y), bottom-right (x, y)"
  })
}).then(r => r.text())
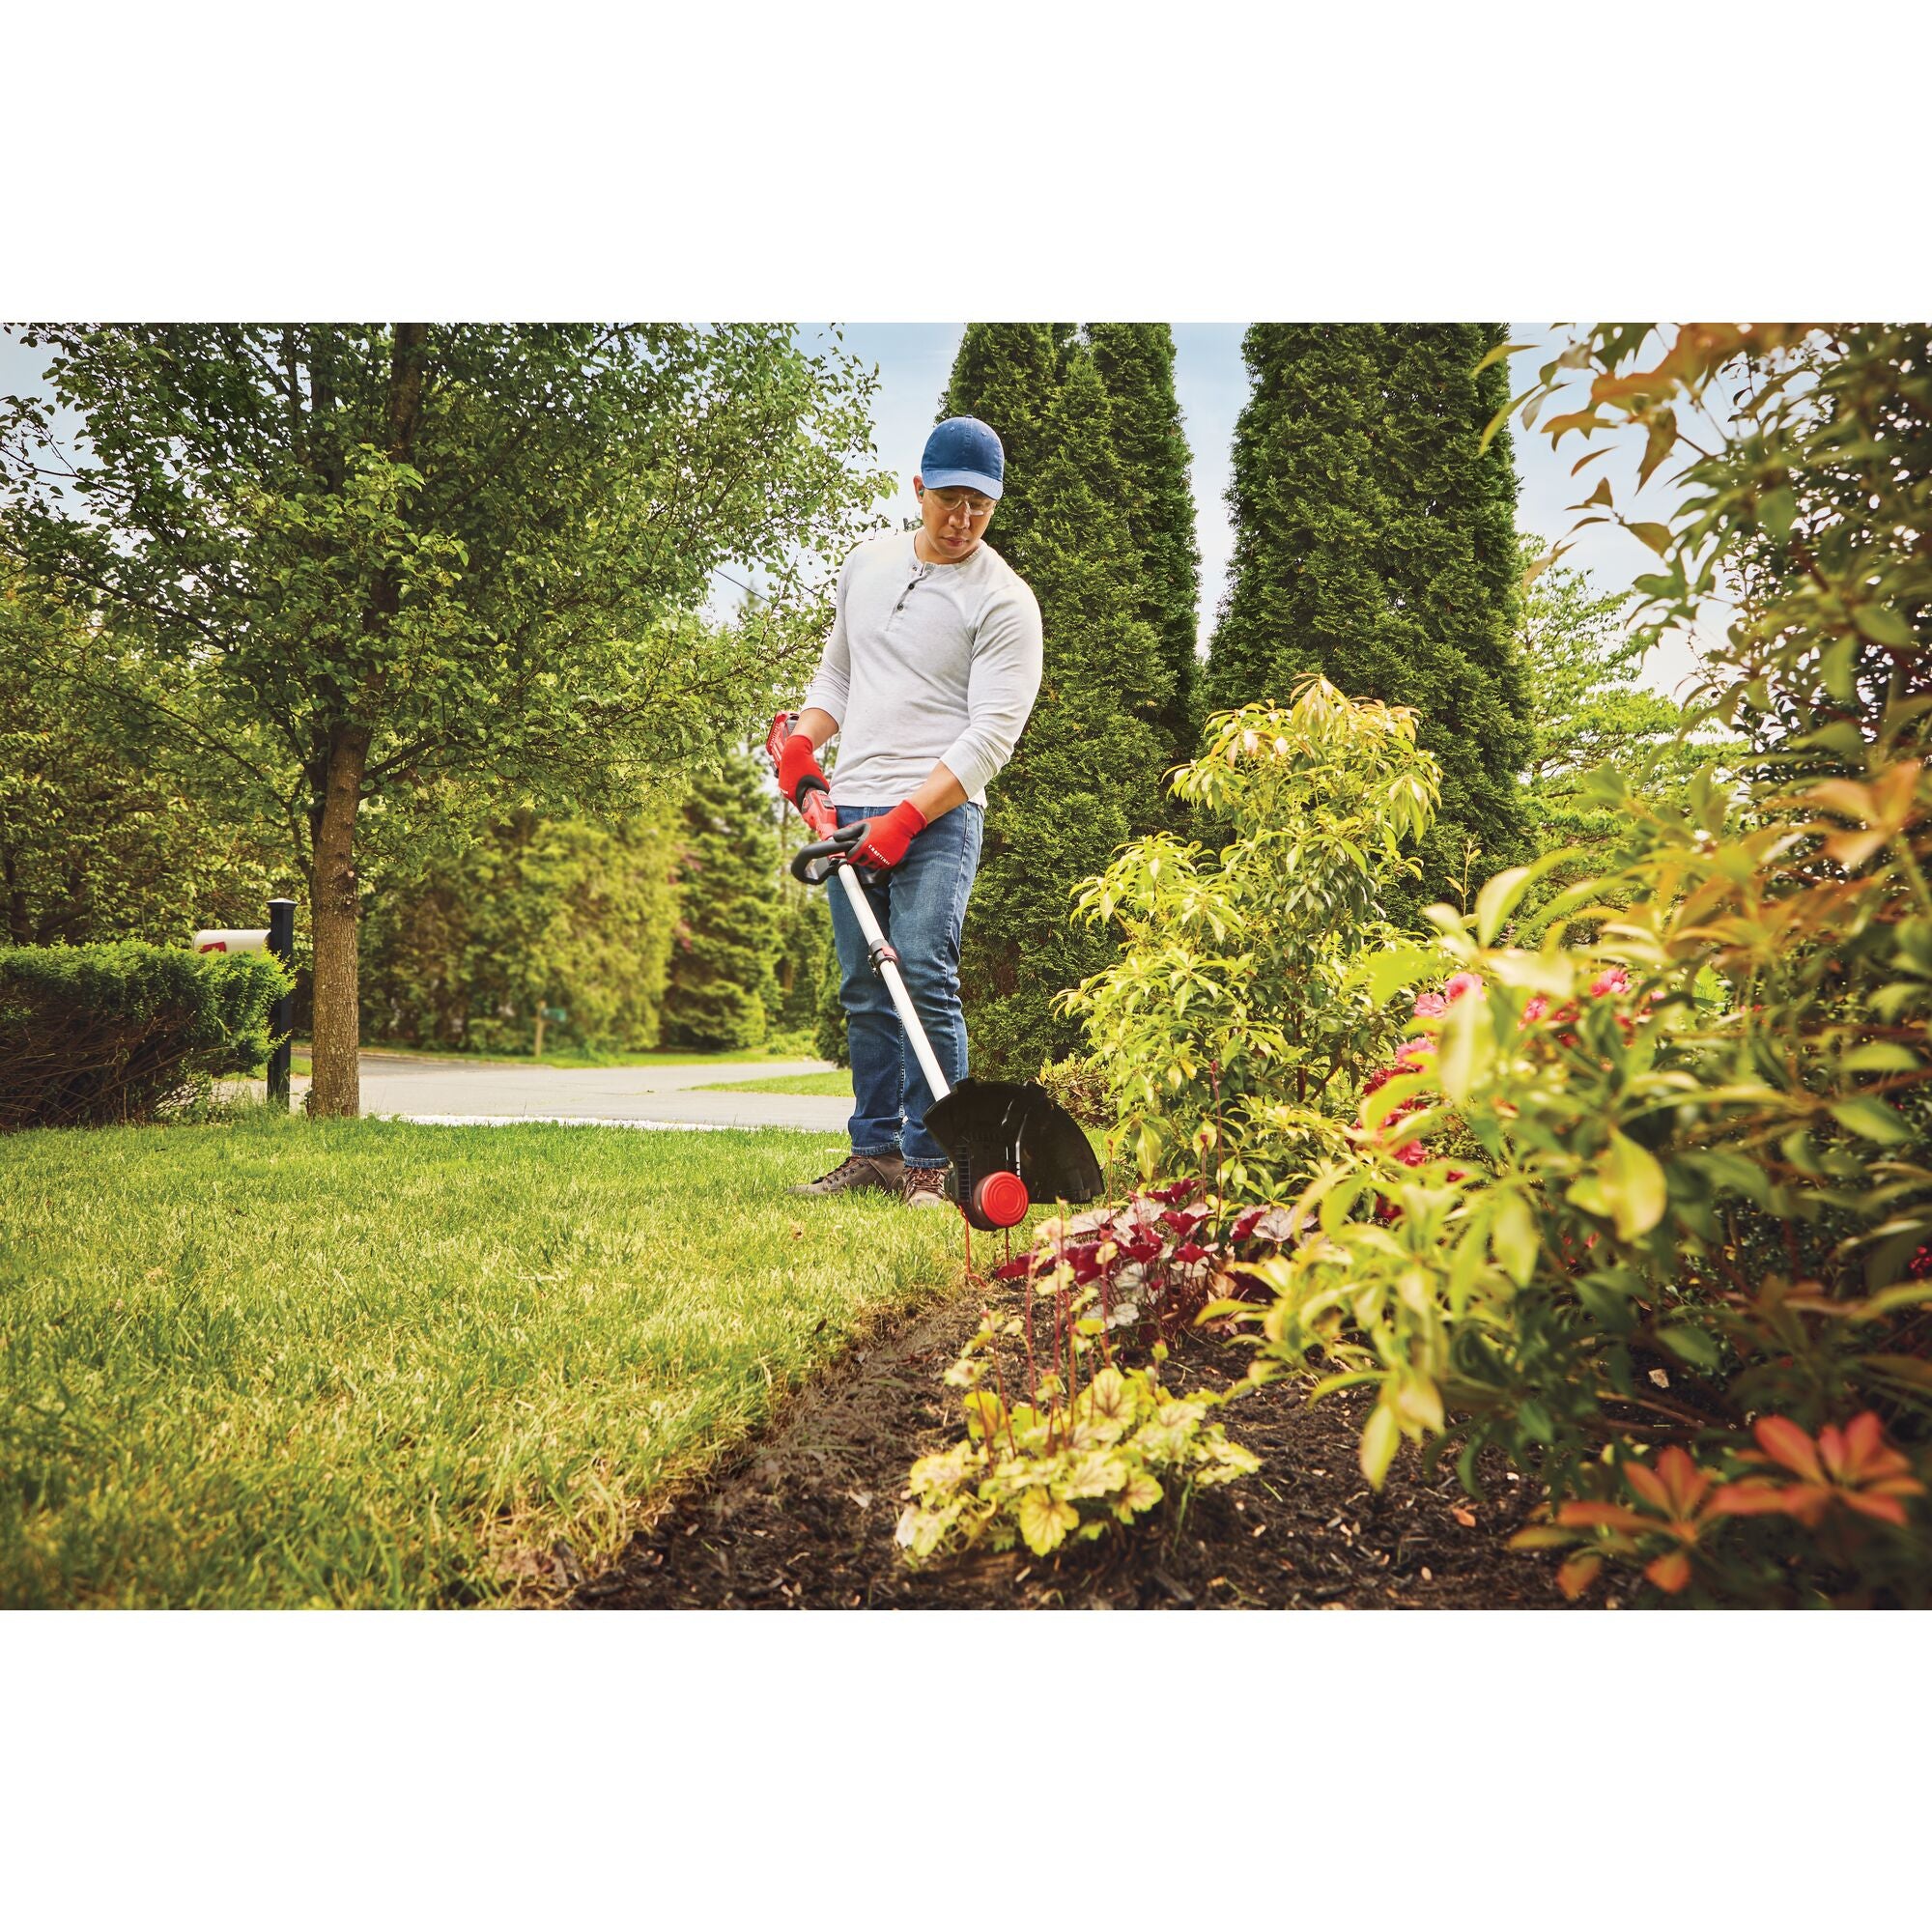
top-left (851, 801), bottom-right (928, 872)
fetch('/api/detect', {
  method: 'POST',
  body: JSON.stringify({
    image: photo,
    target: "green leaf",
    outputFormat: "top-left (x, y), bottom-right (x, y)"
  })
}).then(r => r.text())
top-left (1474, 865), bottom-right (1532, 946)
top-left (1683, 1149), bottom-right (1773, 1208)
top-left (1821, 636), bottom-right (1860, 702)
top-left (1435, 992), bottom-right (1493, 1106)
top-left (1307, 1369), bottom-right (1385, 1403)
top-left (1574, 1275), bottom-right (1637, 1334)
top-left (1358, 1402), bottom-right (1400, 1490)
top-left (1491, 1190), bottom-right (1539, 1287)
top-left (1841, 1043), bottom-right (1918, 1074)
top-left (1657, 1324), bottom-right (1720, 1371)
top-left (1853, 604), bottom-right (1914, 648)
top-left (1596, 1128), bottom-right (1667, 1239)
top-left (1756, 484), bottom-right (1797, 540)
top-left (1830, 1095), bottom-right (1914, 1145)
top-left (1368, 943), bottom-right (1437, 1007)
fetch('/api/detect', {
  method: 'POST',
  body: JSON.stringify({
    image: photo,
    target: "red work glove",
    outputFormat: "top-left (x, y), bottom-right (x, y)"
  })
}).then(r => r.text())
top-left (851, 801), bottom-right (927, 872)
top-left (776, 730), bottom-right (828, 809)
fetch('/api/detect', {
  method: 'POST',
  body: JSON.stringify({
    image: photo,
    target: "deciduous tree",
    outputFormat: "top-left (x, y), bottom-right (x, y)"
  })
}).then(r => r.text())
top-left (0, 325), bottom-right (886, 1112)
top-left (0, 574), bottom-right (288, 945)
top-left (359, 809), bottom-right (682, 1056)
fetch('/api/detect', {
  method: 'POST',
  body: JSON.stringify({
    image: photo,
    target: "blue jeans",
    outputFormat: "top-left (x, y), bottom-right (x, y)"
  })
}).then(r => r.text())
top-left (829, 803), bottom-right (983, 1169)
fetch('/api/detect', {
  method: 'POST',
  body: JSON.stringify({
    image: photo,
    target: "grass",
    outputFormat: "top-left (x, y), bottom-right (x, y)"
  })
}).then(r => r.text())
top-left (695, 1069), bottom-right (854, 1097)
top-left (0, 1110), bottom-right (968, 1608)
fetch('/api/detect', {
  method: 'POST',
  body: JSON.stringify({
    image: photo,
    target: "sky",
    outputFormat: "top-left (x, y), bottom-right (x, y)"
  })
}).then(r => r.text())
top-left (1, 322), bottom-right (1710, 697)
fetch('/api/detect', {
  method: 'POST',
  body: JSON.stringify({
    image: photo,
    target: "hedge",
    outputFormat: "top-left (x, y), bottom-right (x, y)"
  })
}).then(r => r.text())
top-left (0, 942), bottom-right (289, 1130)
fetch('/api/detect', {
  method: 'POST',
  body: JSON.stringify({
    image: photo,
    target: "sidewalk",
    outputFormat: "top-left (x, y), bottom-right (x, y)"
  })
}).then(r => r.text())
top-left (283, 1053), bottom-right (852, 1134)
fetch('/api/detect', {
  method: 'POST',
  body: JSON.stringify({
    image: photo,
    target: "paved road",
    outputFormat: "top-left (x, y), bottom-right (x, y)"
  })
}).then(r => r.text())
top-left (288, 1055), bottom-right (854, 1133)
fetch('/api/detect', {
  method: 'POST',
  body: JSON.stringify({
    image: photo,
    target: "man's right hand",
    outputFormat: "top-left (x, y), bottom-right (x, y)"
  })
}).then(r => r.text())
top-left (776, 727), bottom-right (828, 809)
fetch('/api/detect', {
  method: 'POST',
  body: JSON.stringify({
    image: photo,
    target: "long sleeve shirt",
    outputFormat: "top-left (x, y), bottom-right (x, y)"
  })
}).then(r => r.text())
top-left (801, 531), bottom-right (1043, 808)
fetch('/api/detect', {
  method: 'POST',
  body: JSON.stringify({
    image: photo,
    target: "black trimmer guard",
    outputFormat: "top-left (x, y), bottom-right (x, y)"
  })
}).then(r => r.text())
top-left (924, 1077), bottom-right (1105, 1231)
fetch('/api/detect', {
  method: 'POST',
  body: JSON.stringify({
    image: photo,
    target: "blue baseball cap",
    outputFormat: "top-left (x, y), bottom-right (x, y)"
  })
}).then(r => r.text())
top-left (921, 415), bottom-right (1005, 498)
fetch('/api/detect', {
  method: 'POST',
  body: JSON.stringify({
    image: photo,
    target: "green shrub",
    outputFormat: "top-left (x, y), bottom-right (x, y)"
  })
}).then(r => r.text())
top-left (1060, 678), bottom-right (1442, 1193)
top-left (1032, 1053), bottom-right (1111, 1129)
top-left (1241, 325), bottom-right (1932, 1607)
top-left (0, 942), bottom-right (287, 1129)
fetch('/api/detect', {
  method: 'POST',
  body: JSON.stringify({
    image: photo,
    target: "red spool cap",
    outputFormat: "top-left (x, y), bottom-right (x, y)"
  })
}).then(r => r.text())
top-left (974, 1170), bottom-right (1030, 1228)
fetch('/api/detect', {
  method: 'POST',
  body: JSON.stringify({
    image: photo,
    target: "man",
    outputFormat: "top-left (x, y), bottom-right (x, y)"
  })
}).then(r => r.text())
top-left (776, 416), bottom-right (1043, 1207)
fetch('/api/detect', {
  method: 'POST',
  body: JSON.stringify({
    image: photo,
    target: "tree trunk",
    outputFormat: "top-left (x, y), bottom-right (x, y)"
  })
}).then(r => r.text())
top-left (305, 326), bottom-right (430, 1121)
top-left (307, 725), bottom-right (370, 1117)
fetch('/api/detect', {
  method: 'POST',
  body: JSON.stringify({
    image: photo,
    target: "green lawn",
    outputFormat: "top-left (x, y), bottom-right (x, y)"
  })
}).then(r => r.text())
top-left (0, 1112), bottom-right (963, 1609)
top-left (695, 1069), bottom-right (854, 1097)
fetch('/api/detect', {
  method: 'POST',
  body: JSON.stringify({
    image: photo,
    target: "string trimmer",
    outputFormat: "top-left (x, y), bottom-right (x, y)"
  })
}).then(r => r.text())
top-left (767, 712), bottom-right (1104, 1232)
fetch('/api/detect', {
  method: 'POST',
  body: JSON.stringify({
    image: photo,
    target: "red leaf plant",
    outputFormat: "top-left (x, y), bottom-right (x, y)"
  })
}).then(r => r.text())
top-left (1710, 1413), bottom-right (1927, 1529)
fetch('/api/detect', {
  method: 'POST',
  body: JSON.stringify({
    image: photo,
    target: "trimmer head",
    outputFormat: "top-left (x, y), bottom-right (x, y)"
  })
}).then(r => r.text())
top-left (924, 1077), bottom-right (1105, 1232)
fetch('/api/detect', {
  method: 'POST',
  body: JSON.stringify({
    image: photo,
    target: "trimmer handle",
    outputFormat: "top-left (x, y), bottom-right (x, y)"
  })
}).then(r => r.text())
top-left (790, 820), bottom-right (867, 887)
top-left (768, 708), bottom-right (838, 839)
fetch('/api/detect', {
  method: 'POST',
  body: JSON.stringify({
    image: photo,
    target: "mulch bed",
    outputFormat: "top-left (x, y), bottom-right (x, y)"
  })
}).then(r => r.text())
top-left (574, 1259), bottom-right (1590, 1612)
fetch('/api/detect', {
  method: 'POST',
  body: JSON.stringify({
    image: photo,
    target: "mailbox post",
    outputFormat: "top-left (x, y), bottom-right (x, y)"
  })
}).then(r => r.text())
top-left (267, 898), bottom-right (297, 1109)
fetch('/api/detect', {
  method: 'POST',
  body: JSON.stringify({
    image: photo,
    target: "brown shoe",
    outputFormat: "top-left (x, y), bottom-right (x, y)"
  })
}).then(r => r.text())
top-left (792, 1151), bottom-right (904, 1198)
top-left (902, 1165), bottom-right (952, 1210)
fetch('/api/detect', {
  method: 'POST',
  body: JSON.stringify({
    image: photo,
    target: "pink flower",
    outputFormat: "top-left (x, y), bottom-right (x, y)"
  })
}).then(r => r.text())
top-left (1393, 1139), bottom-right (1430, 1167)
top-left (1589, 966), bottom-right (1632, 999)
top-left (1523, 995), bottom-right (1549, 1023)
top-left (1444, 973), bottom-right (1483, 1004)
top-left (1393, 1037), bottom-right (1432, 1064)
top-left (1412, 991), bottom-right (1447, 1018)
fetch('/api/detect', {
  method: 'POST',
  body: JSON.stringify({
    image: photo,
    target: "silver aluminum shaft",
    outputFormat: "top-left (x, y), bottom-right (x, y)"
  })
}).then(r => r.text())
top-left (833, 862), bottom-right (952, 1102)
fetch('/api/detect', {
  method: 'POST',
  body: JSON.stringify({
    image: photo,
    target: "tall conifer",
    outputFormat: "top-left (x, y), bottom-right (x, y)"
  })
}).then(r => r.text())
top-left (939, 327), bottom-right (1170, 1076)
top-left (661, 752), bottom-right (781, 1051)
top-left (1086, 323), bottom-right (1202, 767)
top-left (1204, 324), bottom-right (1531, 905)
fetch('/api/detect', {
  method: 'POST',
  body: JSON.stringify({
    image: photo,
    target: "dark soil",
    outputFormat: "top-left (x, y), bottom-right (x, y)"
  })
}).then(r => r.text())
top-left (575, 1265), bottom-right (1586, 1612)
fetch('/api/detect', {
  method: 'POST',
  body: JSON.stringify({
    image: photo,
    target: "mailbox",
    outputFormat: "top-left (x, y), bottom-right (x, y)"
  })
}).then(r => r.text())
top-left (192, 901), bottom-right (298, 1105)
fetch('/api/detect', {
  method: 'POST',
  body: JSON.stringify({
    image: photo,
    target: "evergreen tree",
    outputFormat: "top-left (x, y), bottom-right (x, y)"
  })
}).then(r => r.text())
top-left (813, 931), bottom-right (847, 1066)
top-left (1086, 324), bottom-right (1203, 768)
top-left (661, 753), bottom-right (781, 1052)
top-left (769, 801), bottom-right (831, 1037)
top-left (938, 324), bottom-right (1065, 563)
top-left (1204, 324), bottom-right (1532, 909)
top-left (941, 327), bottom-right (1171, 1076)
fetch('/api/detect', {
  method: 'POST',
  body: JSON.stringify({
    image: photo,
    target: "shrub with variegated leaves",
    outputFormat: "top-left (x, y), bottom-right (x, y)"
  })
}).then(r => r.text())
top-left (1058, 677), bottom-right (1440, 1194)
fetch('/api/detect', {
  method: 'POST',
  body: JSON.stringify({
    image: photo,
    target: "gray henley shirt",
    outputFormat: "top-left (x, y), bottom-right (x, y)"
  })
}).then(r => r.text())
top-left (802, 531), bottom-right (1044, 808)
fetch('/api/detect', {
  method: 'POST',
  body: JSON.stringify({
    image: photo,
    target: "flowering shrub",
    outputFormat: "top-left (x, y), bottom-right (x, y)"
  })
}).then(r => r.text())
top-left (1059, 678), bottom-right (1440, 1194)
top-left (1236, 325), bottom-right (1932, 1606)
